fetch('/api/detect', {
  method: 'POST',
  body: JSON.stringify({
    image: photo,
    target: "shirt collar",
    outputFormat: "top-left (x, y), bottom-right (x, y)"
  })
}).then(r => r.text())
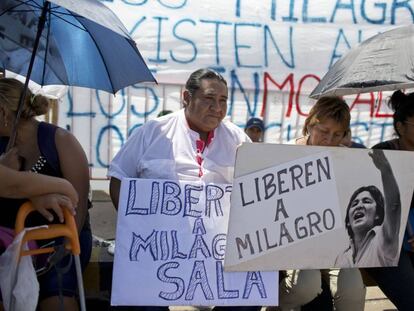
top-left (349, 226), bottom-right (380, 263)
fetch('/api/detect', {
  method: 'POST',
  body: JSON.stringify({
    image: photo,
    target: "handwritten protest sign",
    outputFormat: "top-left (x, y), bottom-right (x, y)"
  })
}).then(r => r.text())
top-left (229, 151), bottom-right (342, 259)
top-left (225, 143), bottom-right (414, 270)
top-left (111, 178), bottom-right (278, 306)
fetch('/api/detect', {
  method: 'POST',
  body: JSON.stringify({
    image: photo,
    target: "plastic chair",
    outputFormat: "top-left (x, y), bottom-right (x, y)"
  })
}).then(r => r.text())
top-left (14, 201), bottom-right (86, 311)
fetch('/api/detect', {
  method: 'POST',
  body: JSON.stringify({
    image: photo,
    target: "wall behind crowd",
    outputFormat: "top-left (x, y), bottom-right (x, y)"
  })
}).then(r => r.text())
top-left (56, 0), bottom-right (414, 178)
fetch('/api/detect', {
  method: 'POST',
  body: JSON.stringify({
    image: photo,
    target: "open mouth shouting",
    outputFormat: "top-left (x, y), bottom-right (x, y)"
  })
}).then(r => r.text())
top-left (353, 210), bottom-right (366, 223)
top-left (348, 190), bottom-right (377, 231)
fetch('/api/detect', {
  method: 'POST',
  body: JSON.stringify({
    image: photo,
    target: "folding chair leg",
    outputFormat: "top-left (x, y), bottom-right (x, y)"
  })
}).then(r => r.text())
top-left (74, 255), bottom-right (86, 311)
top-left (16, 202), bottom-right (86, 310)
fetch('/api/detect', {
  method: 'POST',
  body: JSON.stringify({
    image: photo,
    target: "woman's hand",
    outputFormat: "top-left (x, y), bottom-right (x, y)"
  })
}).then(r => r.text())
top-left (58, 178), bottom-right (79, 207)
top-left (370, 148), bottom-right (401, 259)
top-left (29, 193), bottom-right (77, 223)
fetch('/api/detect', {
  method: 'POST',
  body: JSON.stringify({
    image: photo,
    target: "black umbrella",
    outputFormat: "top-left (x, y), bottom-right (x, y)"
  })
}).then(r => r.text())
top-left (310, 25), bottom-right (414, 99)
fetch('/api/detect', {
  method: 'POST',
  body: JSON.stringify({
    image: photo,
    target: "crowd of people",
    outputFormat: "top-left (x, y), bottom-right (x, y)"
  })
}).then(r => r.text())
top-left (0, 68), bottom-right (413, 311)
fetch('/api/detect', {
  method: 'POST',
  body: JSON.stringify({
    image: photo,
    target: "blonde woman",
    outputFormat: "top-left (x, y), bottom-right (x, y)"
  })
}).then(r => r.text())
top-left (0, 78), bottom-right (91, 311)
top-left (278, 96), bottom-right (366, 311)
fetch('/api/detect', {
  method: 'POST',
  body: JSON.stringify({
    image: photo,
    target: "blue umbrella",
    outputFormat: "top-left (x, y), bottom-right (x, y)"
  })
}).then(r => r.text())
top-left (0, 0), bottom-right (156, 147)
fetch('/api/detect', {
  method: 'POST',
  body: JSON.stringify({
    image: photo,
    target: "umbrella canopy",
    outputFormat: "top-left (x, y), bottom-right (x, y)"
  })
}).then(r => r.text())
top-left (310, 25), bottom-right (414, 99)
top-left (0, 0), bottom-right (156, 94)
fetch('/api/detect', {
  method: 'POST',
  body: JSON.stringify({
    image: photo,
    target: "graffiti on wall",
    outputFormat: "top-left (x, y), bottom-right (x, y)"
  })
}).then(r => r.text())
top-left (57, 0), bottom-right (412, 174)
top-left (60, 82), bottom-right (395, 174)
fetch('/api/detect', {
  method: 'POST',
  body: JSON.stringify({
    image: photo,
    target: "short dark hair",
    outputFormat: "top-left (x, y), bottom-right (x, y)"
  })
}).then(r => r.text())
top-left (185, 68), bottom-right (227, 97)
top-left (345, 185), bottom-right (385, 240)
top-left (388, 90), bottom-right (414, 137)
top-left (303, 96), bottom-right (350, 137)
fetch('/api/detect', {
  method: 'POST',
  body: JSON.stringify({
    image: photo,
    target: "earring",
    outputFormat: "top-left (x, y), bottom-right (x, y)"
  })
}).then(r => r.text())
top-left (4, 119), bottom-right (7, 127)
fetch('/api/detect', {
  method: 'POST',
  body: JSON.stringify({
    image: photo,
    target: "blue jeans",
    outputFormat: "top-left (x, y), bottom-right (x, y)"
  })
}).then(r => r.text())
top-left (365, 248), bottom-right (414, 311)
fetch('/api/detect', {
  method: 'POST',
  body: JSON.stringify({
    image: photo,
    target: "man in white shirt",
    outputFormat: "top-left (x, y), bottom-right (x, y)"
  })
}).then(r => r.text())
top-left (109, 68), bottom-right (250, 206)
top-left (108, 68), bottom-right (258, 311)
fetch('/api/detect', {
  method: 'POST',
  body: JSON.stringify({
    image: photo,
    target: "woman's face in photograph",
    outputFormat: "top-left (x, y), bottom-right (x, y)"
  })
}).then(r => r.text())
top-left (308, 118), bottom-right (346, 147)
top-left (348, 190), bottom-right (377, 234)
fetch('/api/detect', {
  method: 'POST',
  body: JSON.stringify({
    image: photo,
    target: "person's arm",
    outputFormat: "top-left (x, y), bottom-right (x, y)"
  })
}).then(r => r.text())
top-left (369, 149), bottom-right (401, 256)
top-left (0, 164), bottom-right (77, 201)
top-left (0, 165), bottom-right (78, 221)
top-left (108, 126), bottom-right (146, 211)
top-left (54, 128), bottom-right (90, 231)
top-left (109, 177), bottom-right (121, 210)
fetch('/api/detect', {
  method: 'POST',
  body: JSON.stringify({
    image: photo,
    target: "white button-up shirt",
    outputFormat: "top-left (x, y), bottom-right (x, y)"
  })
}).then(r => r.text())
top-left (108, 109), bottom-right (250, 184)
top-left (335, 226), bottom-right (398, 267)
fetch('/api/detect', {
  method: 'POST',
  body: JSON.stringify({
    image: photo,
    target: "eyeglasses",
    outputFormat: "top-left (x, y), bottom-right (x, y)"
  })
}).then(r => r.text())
top-left (404, 120), bottom-right (414, 126)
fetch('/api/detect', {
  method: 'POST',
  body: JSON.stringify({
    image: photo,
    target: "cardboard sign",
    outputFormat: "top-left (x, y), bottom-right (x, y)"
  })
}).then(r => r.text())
top-left (225, 144), bottom-right (414, 270)
top-left (111, 179), bottom-right (278, 306)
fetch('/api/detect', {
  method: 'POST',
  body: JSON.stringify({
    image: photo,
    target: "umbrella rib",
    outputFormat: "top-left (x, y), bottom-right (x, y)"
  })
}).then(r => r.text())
top-left (20, 0), bottom-right (42, 7)
top-left (41, 8), bottom-right (52, 86)
top-left (11, 0), bottom-right (85, 31)
top-left (0, 1), bottom-right (55, 30)
top-left (48, 2), bottom-right (83, 19)
top-left (72, 17), bottom-right (116, 93)
top-left (49, 11), bottom-right (87, 32)
top-left (2, 9), bottom-right (39, 13)
top-left (15, 0), bottom-right (42, 10)
top-left (1, 2), bottom-right (69, 85)
top-left (0, 0), bottom-right (40, 17)
top-left (0, 31), bottom-right (67, 84)
top-left (15, 0), bottom-right (40, 5)
top-left (48, 3), bottom-right (80, 14)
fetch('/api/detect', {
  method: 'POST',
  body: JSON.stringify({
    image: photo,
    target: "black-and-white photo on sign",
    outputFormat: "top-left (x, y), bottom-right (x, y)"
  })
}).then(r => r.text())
top-left (224, 143), bottom-right (414, 271)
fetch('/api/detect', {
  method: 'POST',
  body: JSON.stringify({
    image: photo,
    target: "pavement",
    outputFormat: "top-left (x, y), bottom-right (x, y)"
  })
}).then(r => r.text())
top-left (89, 190), bottom-right (397, 311)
